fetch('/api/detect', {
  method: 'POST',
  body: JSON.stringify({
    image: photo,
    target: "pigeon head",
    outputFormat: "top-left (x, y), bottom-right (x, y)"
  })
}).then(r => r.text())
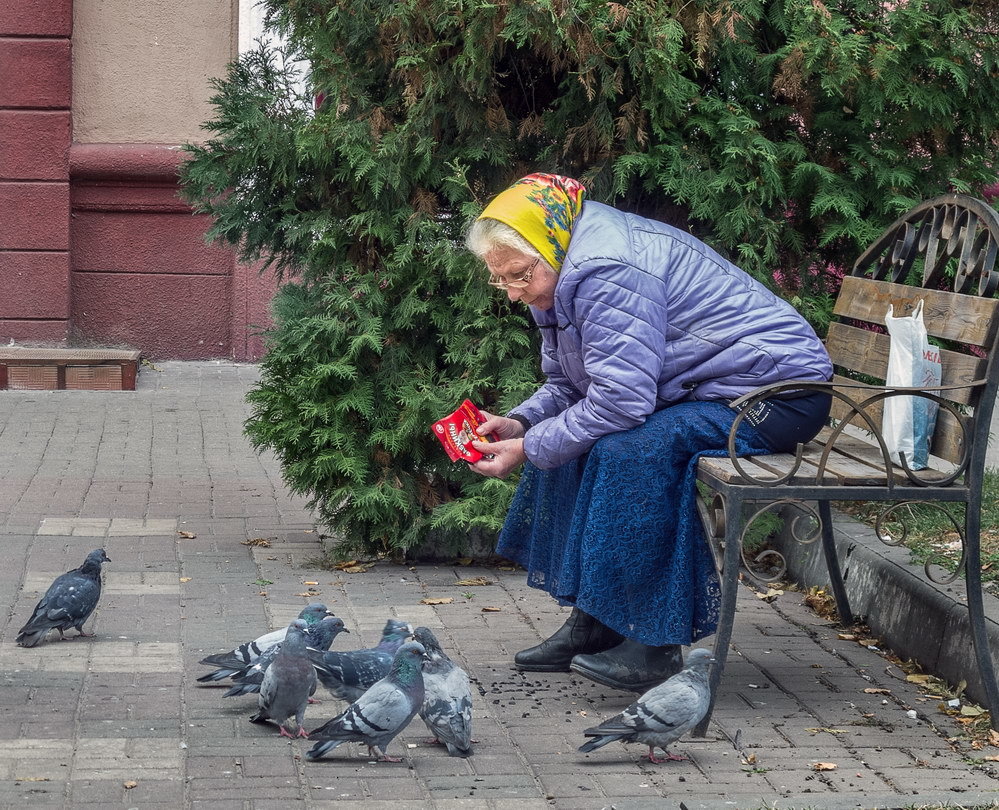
top-left (282, 619), bottom-right (311, 652)
top-left (390, 641), bottom-right (428, 683)
top-left (685, 648), bottom-right (715, 669)
top-left (412, 626), bottom-right (444, 656)
top-left (382, 618), bottom-right (413, 642)
top-left (298, 603), bottom-right (332, 625)
top-left (307, 616), bottom-right (348, 649)
top-left (82, 549), bottom-right (111, 573)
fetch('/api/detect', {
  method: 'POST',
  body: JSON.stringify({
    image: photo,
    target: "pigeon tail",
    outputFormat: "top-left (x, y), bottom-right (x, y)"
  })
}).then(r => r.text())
top-left (578, 733), bottom-right (626, 753)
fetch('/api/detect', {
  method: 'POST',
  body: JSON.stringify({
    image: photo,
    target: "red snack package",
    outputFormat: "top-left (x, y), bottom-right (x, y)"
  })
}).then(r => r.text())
top-left (431, 400), bottom-right (498, 463)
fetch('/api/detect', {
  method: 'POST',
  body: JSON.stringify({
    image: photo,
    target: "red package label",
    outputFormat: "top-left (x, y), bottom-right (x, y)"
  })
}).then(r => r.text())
top-left (431, 400), bottom-right (497, 463)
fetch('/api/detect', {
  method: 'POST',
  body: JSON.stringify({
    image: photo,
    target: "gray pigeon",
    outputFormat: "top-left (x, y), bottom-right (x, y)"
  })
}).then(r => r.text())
top-left (197, 603), bottom-right (332, 682)
top-left (16, 549), bottom-right (111, 647)
top-left (249, 619), bottom-right (318, 737)
top-left (308, 618), bottom-right (412, 702)
top-left (578, 647), bottom-right (714, 763)
top-left (305, 640), bottom-right (427, 762)
top-left (223, 616), bottom-right (349, 698)
top-left (412, 627), bottom-right (473, 757)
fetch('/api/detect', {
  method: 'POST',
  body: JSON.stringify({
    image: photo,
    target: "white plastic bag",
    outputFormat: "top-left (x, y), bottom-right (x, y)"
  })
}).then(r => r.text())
top-left (882, 301), bottom-right (942, 470)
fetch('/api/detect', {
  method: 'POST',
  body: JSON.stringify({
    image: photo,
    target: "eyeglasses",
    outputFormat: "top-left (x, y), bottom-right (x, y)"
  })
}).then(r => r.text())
top-left (487, 257), bottom-right (540, 290)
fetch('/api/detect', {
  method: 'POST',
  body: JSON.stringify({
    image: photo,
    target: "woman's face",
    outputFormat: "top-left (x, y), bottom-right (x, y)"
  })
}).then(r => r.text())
top-left (483, 246), bottom-right (559, 311)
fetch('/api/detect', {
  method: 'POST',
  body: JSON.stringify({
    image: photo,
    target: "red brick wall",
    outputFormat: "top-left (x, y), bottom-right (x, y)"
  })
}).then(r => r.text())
top-left (0, 0), bottom-right (73, 342)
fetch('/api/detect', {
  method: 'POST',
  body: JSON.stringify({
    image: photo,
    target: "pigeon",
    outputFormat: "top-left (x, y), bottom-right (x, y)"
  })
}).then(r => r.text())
top-left (578, 647), bottom-right (714, 764)
top-left (305, 640), bottom-right (427, 762)
top-left (223, 616), bottom-right (349, 698)
top-left (308, 618), bottom-right (412, 702)
top-left (412, 626), bottom-right (473, 757)
top-left (197, 602), bottom-right (331, 682)
top-left (16, 549), bottom-right (111, 647)
top-left (249, 619), bottom-right (318, 737)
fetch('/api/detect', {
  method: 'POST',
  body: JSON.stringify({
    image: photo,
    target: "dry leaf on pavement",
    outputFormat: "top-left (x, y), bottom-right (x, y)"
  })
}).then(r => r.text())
top-left (178, 531), bottom-right (196, 539)
top-left (812, 762), bottom-right (837, 771)
top-left (242, 537), bottom-right (272, 547)
top-left (455, 576), bottom-right (492, 587)
top-left (481, 606), bottom-right (502, 612)
top-left (420, 597), bottom-right (454, 605)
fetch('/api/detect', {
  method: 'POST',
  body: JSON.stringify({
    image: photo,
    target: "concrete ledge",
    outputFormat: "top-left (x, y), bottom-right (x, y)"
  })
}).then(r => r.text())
top-left (770, 504), bottom-right (999, 707)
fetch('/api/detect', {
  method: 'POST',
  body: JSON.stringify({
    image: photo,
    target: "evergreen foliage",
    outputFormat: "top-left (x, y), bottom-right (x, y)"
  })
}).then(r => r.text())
top-left (181, 0), bottom-right (999, 556)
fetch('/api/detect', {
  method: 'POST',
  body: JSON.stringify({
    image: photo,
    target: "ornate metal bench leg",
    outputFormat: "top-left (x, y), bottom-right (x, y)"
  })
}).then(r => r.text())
top-left (693, 492), bottom-right (743, 738)
top-left (964, 507), bottom-right (999, 731)
top-left (818, 500), bottom-right (853, 625)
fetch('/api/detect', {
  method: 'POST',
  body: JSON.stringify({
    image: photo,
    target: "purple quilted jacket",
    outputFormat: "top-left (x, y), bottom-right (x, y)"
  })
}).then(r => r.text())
top-left (514, 201), bottom-right (833, 469)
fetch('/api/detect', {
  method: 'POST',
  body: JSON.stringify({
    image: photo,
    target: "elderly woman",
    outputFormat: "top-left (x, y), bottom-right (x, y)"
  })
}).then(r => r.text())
top-left (465, 174), bottom-right (833, 692)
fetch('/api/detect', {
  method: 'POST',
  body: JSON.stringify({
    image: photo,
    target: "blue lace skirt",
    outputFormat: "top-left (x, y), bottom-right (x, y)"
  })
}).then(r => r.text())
top-left (496, 401), bottom-right (772, 646)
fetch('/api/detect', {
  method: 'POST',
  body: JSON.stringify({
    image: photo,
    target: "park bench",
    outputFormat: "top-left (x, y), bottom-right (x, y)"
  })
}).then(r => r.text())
top-left (693, 193), bottom-right (999, 735)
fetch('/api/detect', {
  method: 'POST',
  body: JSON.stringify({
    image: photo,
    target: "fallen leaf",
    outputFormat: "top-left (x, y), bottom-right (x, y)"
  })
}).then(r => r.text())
top-left (984, 755), bottom-right (999, 762)
top-left (863, 688), bottom-right (891, 694)
top-left (303, 581), bottom-right (319, 586)
top-left (15, 777), bottom-right (50, 782)
top-left (812, 762), bottom-right (838, 771)
top-left (455, 557), bottom-right (474, 566)
top-left (258, 591), bottom-right (268, 596)
top-left (988, 729), bottom-right (999, 746)
top-left (296, 591), bottom-right (321, 597)
top-left (179, 577), bottom-right (192, 583)
top-left (806, 727), bottom-right (847, 735)
top-left (343, 565), bottom-right (370, 573)
top-left (838, 633), bottom-right (857, 641)
top-left (756, 587), bottom-right (784, 602)
top-left (455, 576), bottom-right (492, 587)
top-left (906, 674), bottom-right (930, 684)
top-left (420, 597), bottom-right (454, 605)
top-left (333, 560), bottom-right (359, 569)
top-left (961, 704), bottom-right (986, 717)
top-left (241, 537), bottom-right (272, 547)
top-left (742, 753), bottom-right (757, 765)
top-left (123, 780), bottom-right (138, 789)
top-left (481, 606), bottom-right (502, 612)
top-left (177, 530), bottom-right (196, 539)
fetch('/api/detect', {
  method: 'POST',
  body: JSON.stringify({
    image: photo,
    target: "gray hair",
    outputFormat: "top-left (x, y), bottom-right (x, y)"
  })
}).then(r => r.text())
top-left (465, 217), bottom-right (542, 262)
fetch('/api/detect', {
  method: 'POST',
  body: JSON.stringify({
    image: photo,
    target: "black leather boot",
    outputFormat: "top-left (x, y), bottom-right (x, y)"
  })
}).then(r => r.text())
top-left (569, 638), bottom-right (683, 692)
top-left (514, 608), bottom-right (623, 672)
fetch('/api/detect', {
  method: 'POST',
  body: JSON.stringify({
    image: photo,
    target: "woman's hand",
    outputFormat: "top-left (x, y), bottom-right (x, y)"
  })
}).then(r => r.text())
top-left (468, 437), bottom-right (527, 478)
top-left (476, 410), bottom-right (526, 440)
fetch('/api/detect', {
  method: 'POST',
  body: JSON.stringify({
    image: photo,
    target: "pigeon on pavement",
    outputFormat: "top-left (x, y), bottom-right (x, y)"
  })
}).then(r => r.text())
top-left (305, 640), bottom-right (427, 762)
top-left (308, 618), bottom-right (412, 702)
top-left (412, 626), bottom-right (473, 757)
top-left (249, 619), bottom-right (318, 737)
top-left (577, 647), bottom-right (714, 763)
top-left (223, 616), bottom-right (349, 698)
top-left (197, 603), bottom-right (331, 682)
top-left (17, 549), bottom-right (111, 647)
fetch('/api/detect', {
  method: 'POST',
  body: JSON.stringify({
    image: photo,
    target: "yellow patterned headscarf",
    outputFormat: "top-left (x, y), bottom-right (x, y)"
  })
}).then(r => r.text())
top-left (477, 173), bottom-right (587, 270)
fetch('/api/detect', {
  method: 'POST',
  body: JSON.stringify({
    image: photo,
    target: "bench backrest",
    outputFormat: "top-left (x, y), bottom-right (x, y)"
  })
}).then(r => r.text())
top-left (828, 194), bottom-right (999, 467)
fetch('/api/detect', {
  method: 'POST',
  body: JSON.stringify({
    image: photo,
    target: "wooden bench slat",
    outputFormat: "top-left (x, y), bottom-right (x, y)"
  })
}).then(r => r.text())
top-left (833, 276), bottom-right (999, 346)
top-left (825, 322), bottom-right (984, 406)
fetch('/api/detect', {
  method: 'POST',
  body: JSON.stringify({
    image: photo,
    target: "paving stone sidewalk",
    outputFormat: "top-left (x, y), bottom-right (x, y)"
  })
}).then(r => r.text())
top-left (0, 361), bottom-right (997, 809)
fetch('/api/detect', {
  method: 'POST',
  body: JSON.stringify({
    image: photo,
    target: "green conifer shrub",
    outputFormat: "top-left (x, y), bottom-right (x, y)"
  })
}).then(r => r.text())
top-left (181, 0), bottom-right (999, 557)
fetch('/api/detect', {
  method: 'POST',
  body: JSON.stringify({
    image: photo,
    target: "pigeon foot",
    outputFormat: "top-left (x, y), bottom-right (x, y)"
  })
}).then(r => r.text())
top-left (377, 754), bottom-right (403, 763)
top-left (297, 728), bottom-right (310, 738)
top-left (646, 747), bottom-right (686, 764)
top-left (279, 727), bottom-right (296, 739)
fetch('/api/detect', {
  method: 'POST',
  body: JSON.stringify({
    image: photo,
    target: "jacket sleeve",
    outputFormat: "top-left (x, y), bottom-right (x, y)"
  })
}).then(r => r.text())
top-left (523, 261), bottom-right (669, 469)
top-left (509, 326), bottom-right (583, 426)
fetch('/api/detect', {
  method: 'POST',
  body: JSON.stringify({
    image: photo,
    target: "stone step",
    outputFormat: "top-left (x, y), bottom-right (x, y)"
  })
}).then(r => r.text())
top-left (0, 347), bottom-right (141, 391)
